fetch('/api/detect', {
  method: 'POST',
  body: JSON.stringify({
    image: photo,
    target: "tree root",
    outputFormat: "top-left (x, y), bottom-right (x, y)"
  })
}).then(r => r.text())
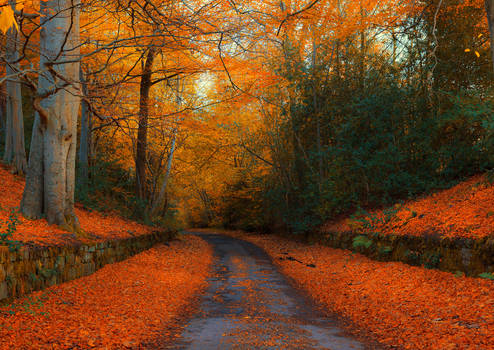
top-left (61, 213), bottom-right (89, 238)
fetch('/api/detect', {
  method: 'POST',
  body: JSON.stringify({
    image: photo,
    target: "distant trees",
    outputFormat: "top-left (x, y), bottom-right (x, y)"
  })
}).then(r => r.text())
top-left (210, 0), bottom-right (494, 234)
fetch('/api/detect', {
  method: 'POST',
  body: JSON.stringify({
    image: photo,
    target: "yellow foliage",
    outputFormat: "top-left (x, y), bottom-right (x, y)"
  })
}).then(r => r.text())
top-left (0, 5), bottom-right (17, 33)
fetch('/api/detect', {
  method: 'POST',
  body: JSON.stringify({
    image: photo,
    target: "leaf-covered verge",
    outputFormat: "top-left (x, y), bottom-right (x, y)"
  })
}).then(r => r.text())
top-left (220, 230), bottom-right (494, 350)
top-left (0, 235), bottom-right (213, 349)
top-left (0, 164), bottom-right (158, 247)
top-left (324, 174), bottom-right (494, 240)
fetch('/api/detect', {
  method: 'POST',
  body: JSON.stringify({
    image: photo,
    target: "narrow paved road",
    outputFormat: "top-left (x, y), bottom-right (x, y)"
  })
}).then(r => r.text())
top-left (170, 232), bottom-right (372, 350)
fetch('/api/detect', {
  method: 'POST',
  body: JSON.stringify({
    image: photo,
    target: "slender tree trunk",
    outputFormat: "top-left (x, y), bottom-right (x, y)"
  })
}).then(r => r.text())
top-left (150, 129), bottom-right (177, 217)
top-left (150, 76), bottom-right (181, 217)
top-left (135, 47), bottom-right (156, 200)
top-left (359, 2), bottom-right (366, 90)
top-left (21, 0), bottom-right (81, 232)
top-left (311, 34), bottom-right (323, 189)
top-left (486, 0), bottom-right (494, 72)
top-left (78, 66), bottom-right (90, 187)
top-left (0, 84), bottom-right (5, 147)
top-left (4, 93), bottom-right (12, 163)
top-left (4, 16), bottom-right (27, 174)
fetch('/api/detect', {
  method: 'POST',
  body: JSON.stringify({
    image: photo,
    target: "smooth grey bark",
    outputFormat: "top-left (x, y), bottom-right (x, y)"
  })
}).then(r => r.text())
top-left (3, 94), bottom-right (12, 164)
top-left (4, 15), bottom-right (27, 174)
top-left (21, 0), bottom-right (81, 231)
top-left (78, 66), bottom-right (90, 187)
top-left (486, 0), bottom-right (494, 72)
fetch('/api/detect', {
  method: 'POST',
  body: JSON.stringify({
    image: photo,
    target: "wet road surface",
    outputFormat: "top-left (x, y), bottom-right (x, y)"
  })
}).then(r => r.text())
top-left (170, 232), bottom-right (372, 350)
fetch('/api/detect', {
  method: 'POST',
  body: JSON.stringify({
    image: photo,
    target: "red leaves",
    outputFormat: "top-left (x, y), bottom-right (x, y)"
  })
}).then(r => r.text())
top-left (225, 231), bottom-right (494, 349)
top-left (0, 164), bottom-right (155, 246)
top-left (0, 235), bottom-right (213, 348)
top-left (325, 175), bottom-right (494, 240)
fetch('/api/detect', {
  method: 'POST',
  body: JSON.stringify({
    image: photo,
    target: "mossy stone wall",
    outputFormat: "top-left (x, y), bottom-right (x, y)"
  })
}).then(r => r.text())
top-left (317, 231), bottom-right (494, 277)
top-left (0, 231), bottom-right (173, 303)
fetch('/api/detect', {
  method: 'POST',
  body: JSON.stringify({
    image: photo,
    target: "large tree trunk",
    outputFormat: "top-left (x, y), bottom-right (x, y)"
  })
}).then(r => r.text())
top-left (4, 17), bottom-right (27, 174)
top-left (78, 66), bottom-right (90, 187)
top-left (135, 47), bottom-right (156, 200)
top-left (486, 0), bottom-right (494, 72)
top-left (21, 0), bottom-right (81, 232)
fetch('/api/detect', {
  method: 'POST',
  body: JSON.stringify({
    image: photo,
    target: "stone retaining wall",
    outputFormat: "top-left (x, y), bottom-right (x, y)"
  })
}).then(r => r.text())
top-left (0, 231), bottom-right (174, 303)
top-left (316, 230), bottom-right (494, 277)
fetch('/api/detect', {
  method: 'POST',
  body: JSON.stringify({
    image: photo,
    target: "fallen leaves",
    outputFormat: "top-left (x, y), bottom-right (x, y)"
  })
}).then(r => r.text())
top-left (0, 235), bottom-right (213, 349)
top-left (0, 164), bottom-right (156, 247)
top-left (223, 230), bottom-right (494, 349)
top-left (324, 174), bottom-right (494, 240)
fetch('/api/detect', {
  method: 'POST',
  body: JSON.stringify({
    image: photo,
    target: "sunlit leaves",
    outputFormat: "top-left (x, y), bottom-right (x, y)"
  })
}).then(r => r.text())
top-left (0, 4), bottom-right (17, 33)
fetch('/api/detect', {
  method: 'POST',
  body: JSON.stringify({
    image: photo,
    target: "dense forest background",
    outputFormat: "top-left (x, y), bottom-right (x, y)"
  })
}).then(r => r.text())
top-left (1, 0), bottom-right (494, 236)
top-left (213, 0), bottom-right (494, 234)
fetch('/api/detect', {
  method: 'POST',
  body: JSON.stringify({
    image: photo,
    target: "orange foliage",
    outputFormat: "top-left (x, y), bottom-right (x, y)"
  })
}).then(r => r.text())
top-left (224, 230), bottom-right (494, 349)
top-left (324, 175), bottom-right (494, 240)
top-left (0, 235), bottom-right (213, 349)
top-left (0, 165), bottom-right (155, 246)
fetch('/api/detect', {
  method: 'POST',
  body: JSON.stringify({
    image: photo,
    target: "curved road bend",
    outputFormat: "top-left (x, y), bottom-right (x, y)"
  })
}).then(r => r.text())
top-left (169, 232), bottom-right (378, 350)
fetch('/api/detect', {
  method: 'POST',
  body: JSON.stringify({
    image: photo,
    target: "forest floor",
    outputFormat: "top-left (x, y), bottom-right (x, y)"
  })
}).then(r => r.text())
top-left (208, 229), bottom-right (494, 350)
top-left (0, 234), bottom-right (213, 349)
top-left (173, 231), bottom-right (375, 350)
top-left (0, 164), bottom-right (156, 247)
top-left (324, 174), bottom-right (494, 240)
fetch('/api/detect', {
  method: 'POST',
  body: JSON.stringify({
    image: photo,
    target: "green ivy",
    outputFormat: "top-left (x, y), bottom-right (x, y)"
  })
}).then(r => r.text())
top-left (0, 209), bottom-right (23, 252)
top-left (478, 272), bottom-right (494, 280)
top-left (378, 245), bottom-right (393, 255)
top-left (352, 235), bottom-right (373, 249)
